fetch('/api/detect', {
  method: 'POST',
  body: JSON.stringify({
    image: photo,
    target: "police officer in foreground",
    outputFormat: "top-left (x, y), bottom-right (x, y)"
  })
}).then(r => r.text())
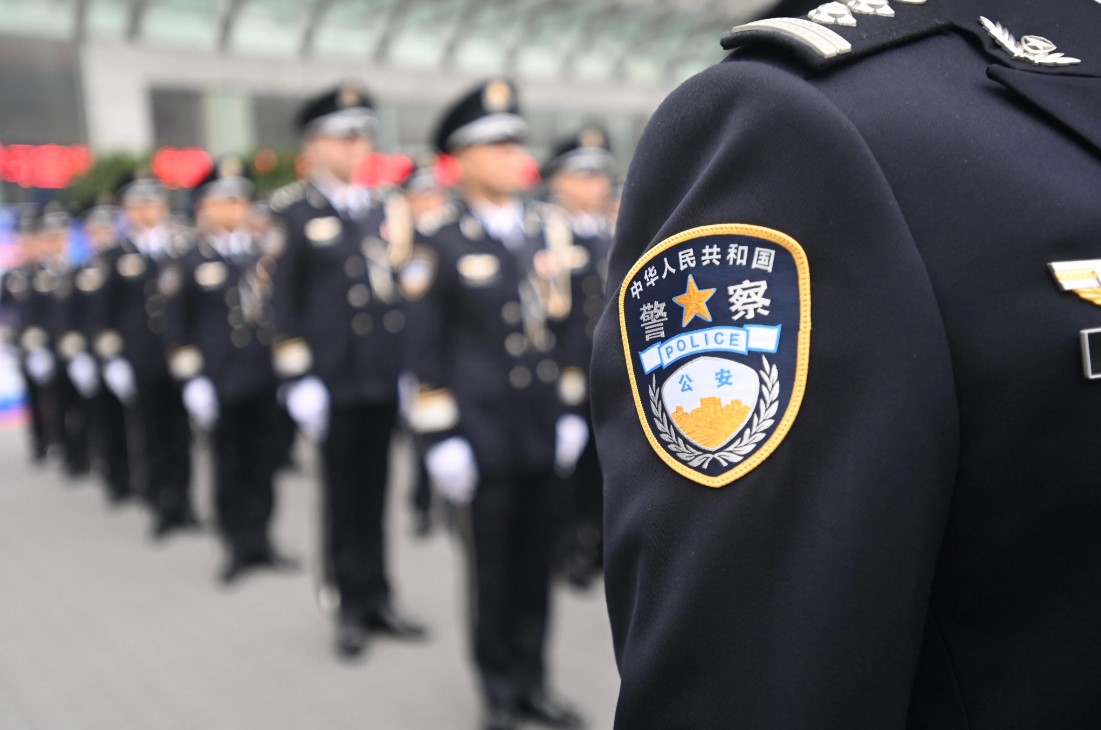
top-left (95, 177), bottom-right (197, 539)
top-left (404, 80), bottom-right (588, 730)
top-left (542, 127), bottom-right (616, 589)
top-left (594, 0), bottom-right (1101, 727)
top-left (165, 159), bottom-right (299, 584)
top-left (68, 205), bottom-right (132, 504)
top-left (268, 83), bottom-right (426, 659)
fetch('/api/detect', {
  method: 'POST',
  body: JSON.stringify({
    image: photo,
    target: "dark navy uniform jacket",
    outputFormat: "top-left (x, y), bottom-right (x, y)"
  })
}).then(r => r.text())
top-left (552, 222), bottom-right (613, 415)
top-left (593, 0), bottom-right (1101, 727)
top-left (404, 199), bottom-right (580, 479)
top-left (268, 180), bottom-right (408, 406)
top-left (163, 236), bottom-right (276, 403)
top-left (2, 263), bottom-right (62, 362)
top-left (93, 234), bottom-right (189, 377)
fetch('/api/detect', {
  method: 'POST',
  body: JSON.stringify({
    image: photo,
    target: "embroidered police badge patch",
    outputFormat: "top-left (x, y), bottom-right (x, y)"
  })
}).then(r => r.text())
top-left (619, 224), bottom-right (811, 488)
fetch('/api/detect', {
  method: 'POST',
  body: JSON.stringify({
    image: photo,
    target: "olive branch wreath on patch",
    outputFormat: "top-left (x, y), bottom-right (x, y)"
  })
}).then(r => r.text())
top-left (649, 356), bottom-right (779, 469)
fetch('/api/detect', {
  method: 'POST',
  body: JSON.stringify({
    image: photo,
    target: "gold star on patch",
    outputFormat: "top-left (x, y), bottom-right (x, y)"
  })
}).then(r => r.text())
top-left (673, 274), bottom-right (716, 327)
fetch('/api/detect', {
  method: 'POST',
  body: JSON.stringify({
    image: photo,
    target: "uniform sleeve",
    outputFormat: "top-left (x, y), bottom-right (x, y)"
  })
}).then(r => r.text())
top-left (163, 257), bottom-right (203, 381)
top-left (92, 253), bottom-right (124, 362)
top-left (401, 236), bottom-right (461, 443)
top-left (267, 212), bottom-right (313, 381)
top-left (593, 59), bottom-right (959, 727)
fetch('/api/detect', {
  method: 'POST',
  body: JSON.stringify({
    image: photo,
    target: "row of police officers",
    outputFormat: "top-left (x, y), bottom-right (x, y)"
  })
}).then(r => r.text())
top-left (1, 78), bottom-right (617, 730)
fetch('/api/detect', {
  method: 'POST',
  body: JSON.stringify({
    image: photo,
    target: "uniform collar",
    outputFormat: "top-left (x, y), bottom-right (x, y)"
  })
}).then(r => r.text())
top-left (310, 169), bottom-right (372, 218)
top-left (466, 196), bottom-right (529, 251)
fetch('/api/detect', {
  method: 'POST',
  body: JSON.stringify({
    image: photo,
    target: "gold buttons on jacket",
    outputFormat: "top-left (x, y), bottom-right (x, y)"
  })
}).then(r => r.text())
top-left (352, 312), bottom-right (373, 335)
top-left (348, 284), bottom-right (371, 308)
top-left (505, 333), bottom-right (528, 357)
top-left (509, 365), bottom-right (532, 390)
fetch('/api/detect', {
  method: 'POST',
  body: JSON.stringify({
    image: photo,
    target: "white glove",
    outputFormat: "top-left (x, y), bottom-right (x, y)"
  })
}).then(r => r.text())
top-left (183, 376), bottom-right (219, 431)
top-left (555, 413), bottom-right (590, 476)
top-left (103, 358), bottom-right (137, 405)
top-left (67, 352), bottom-right (100, 398)
top-left (425, 436), bottom-right (479, 505)
top-left (285, 375), bottom-right (330, 442)
top-left (25, 349), bottom-right (56, 386)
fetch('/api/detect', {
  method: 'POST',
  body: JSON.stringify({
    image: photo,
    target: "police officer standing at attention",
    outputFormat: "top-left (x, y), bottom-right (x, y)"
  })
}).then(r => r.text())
top-left (96, 177), bottom-right (197, 539)
top-left (593, 0), bottom-right (1101, 727)
top-left (404, 80), bottom-right (587, 730)
top-left (165, 158), bottom-right (299, 585)
top-left (41, 207), bottom-right (92, 479)
top-left (68, 205), bottom-right (132, 504)
top-left (542, 126), bottom-right (616, 589)
top-left (3, 212), bottom-right (58, 464)
top-left (268, 83), bottom-right (426, 659)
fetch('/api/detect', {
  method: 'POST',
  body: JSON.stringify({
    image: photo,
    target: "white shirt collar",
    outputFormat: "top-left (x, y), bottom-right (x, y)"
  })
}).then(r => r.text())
top-left (311, 169), bottom-right (371, 216)
top-left (471, 198), bottom-right (525, 250)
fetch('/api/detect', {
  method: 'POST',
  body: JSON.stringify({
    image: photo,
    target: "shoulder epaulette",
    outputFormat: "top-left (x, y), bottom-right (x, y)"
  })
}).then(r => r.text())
top-left (415, 203), bottom-right (459, 238)
top-left (722, 0), bottom-right (949, 73)
top-left (269, 180), bottom-right (308, 213)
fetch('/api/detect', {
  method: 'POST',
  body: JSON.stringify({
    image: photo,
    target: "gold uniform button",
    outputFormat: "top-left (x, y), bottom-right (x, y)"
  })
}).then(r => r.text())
top-left (509, 366), bottom-right (532, 390)
top-left (383, 310), bottom-right (406, 333)
top-left (501, 301), bottom-right (522, 325)
top-left (231, 328), bottom-right (252, 348)
top-left (537, 359), bottom-right (559, 383)
top-left (352, 312), bottom-right (373, 335)
top-left (348, 284), bottom-right (371, 308)
top-left (505, 332), bottom-right (528, 357)
top-left (344, 256), bottom-right (366, 279)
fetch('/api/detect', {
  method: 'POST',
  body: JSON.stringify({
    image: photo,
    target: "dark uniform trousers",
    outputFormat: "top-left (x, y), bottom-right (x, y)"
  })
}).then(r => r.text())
top-left (54, 370), bottom-right (90, 476)
top-left (21, 371), bottom-right (53, 461)
top-left (464, 472), bottom-right (557, 710)
top-left (213, 392), bottom-right (279, 558)
top-left (134, 373), bottom-right (192, 518)
top-left (92, 387), bottom-right (131, 499)
top-left (322, 401), bottom-right (397, 620)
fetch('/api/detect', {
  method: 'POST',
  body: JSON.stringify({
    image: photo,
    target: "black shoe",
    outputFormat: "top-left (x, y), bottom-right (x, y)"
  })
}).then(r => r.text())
top-left (151, 511), bottom-right (202, 541)
top-left (484, 708), bottom-right (518, 730)
top-left (219, 555), bottom-right (251, 585)
top-left (518, 692), bottom-right (586, 729)
top-left (365, 605), bottom-right (428, 640)
top-left (335, 619), bottom-right (368, 661)
top-left (257, 550), bottom-right (302, 573)
top-left (413, 511), bottom-right (434, 539)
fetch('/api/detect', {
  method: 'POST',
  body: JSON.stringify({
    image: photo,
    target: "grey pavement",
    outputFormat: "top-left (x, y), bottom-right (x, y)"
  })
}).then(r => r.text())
top-left (0, 427), bottom-right (619, 730)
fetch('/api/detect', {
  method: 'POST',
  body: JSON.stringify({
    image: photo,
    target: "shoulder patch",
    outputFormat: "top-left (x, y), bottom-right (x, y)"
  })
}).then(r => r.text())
top-left (619, 224), bottom-right (811, 488)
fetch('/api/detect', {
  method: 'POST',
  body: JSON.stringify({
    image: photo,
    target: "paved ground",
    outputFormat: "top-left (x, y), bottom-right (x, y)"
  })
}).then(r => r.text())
top-left (0, 427), bottom-right (619, 730)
